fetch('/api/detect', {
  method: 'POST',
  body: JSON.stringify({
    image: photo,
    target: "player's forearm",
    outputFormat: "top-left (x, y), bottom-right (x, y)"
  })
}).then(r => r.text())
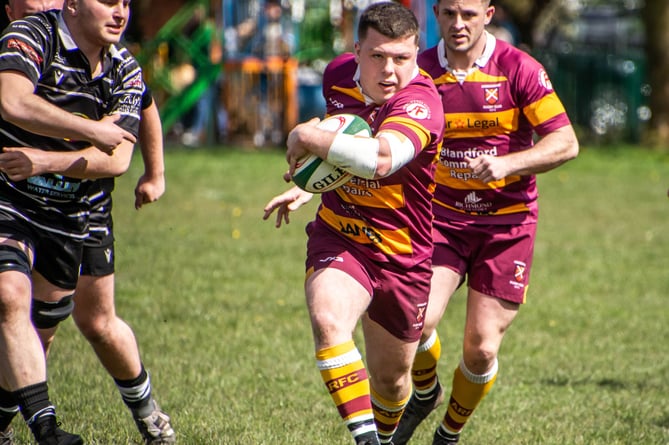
top-left (508, 126), bottom-right (579, 176)
top-left (43, 142), bottom-right (134, 179)
top-left (138, 102), bottom-right (165, 178)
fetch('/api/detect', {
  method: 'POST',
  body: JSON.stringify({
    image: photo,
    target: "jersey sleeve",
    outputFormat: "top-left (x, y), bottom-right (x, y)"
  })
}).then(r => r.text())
top-left (512, 54), bottom-right (571, 136)
top-left (0, 15), bottom-right (52, 85)
top-left (141, 82), bottom-right (154, 110)
top-left (376, 78), bottom-right (445, 158)
top-left (109, 48), bottom-right (144, 137)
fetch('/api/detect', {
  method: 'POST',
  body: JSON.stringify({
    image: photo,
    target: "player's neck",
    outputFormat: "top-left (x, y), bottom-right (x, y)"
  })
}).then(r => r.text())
top-left (78, 44), bottom-right (104, 77)
top-left (62, 16), bottom-right (105, 76)
top-left (445, 37), bottom-right (487, 71)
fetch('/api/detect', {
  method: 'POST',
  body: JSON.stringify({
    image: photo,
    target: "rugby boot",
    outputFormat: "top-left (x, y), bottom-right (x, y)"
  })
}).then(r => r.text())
top-left (0, 427), bottom-right (14, 445)
top-left (393, 385), bottom-right (444, 444)
top-left (432, 427), bottom-right (460, 445)
top-left (133, 399), bottom-right (175, 445)
top-left (30, 416), bottom-right (83, 445)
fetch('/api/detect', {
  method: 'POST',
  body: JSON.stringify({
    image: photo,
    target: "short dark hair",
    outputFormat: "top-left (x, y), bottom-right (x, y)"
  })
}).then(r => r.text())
top-left (357, 2), bottom-right (419, 44)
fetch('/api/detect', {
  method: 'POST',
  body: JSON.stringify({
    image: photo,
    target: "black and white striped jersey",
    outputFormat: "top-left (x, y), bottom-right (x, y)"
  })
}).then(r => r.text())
top-left (0, 10), bottom-right (143, 238)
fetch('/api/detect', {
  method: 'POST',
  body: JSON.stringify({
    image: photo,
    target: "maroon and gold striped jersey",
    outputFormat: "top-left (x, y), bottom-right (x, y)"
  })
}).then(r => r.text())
top-left (315, 53), bottom-right (444, 268)
top-left (419, 33), bottom-right (572, 225)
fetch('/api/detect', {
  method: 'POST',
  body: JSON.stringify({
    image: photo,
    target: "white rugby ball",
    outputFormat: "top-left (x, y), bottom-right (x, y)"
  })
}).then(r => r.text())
top-left (292, 114), bottom-right (372, 193)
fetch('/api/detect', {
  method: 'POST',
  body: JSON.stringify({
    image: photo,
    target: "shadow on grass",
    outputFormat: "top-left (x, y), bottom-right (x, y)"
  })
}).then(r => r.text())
top-left (540, 376), bottom-right (631, 390)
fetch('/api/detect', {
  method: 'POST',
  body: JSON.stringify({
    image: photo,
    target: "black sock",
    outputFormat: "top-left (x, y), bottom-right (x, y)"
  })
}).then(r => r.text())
top-left (114, 366), bottom-right (153, 417)
top-left (13, 382), bottom-right (58, 441)
top-left (0, 386), bottom-right (18, 431)
top-left (13, 382), bottom-right (52, 424)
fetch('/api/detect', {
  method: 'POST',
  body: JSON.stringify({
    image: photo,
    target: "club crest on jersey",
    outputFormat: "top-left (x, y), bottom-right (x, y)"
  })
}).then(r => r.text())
top-left (538, 69), bottom-right (553, 91)
top-left (484, 86), bottom-right (499, 105)
top-left (404, 100), bottom-right (430, 120)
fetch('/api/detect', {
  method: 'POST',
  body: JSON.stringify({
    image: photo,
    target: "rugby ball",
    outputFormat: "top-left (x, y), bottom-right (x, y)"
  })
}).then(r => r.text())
top-left (292, 114), bottom-right (372, 193)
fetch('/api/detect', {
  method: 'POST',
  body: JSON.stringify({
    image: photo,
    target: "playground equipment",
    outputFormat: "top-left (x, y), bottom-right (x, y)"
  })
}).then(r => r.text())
top-left (135, 0), bottom-right (436, 146)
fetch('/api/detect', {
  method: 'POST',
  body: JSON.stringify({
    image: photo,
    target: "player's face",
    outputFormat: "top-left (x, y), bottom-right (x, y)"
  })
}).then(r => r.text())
top-left (69, 0), bottom-right (131, 45)
top-left (6, 0), bottom-right (64, 20)
top-left (434, 0), bottom-right (494, 54)
top-left (354, 28), bottom-right (418, 105)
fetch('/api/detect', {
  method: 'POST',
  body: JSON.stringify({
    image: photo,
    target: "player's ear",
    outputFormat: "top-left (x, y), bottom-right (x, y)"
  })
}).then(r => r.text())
top-left (5, 5), bottom-right (14, 22)
top-left (354, 41), bottom-right (361, 63)
top-left (65, 0), bottom-right (78, 15)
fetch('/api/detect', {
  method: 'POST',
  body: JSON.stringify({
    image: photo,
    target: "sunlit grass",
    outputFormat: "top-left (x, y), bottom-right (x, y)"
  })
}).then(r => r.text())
top-left (10, 145), bottom-right (668, 444)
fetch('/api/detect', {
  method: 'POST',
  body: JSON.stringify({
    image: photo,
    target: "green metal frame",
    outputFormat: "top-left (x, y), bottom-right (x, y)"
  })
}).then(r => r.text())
top-left (136, 0), bottom-right (222, 135)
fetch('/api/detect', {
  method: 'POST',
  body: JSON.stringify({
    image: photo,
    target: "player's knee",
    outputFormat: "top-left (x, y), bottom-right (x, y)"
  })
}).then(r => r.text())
top-left (463, 346), bottom-right (498, 374)
top-left (74, 314), bottom-right (109, 342)
top-left (31, 294), bottom-right (75, 329)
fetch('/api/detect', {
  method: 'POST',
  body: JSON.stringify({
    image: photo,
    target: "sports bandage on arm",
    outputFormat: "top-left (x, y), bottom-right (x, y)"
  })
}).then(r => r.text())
top-left (326, 133), bottom-right (380, 179)
top-left (378, 131), bottom-right (416, 175)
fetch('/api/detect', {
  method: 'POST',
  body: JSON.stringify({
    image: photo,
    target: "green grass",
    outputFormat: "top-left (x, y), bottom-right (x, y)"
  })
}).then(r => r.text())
top-left (11, 145), bottom-right (669, 444)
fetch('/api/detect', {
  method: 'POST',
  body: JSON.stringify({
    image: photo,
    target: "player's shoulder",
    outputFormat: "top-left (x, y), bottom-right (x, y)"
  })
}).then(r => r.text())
top-left (109, 44), bottom-right (143, 82)
top-left (406, 69), bottom-right (441, 102)
top-left (2, 9), bottom-right (58, 40)
top-left (324, 53), bottom-right (356, 77)
top-left (322, 53), bottom-right (357, 91)
top-left (109, 44), bottom-right (140, 66)
top-left (417, 45), bottom-right (440, 70)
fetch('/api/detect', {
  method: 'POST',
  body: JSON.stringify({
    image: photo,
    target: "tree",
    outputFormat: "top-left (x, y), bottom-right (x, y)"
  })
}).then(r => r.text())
top-left (495, 0), bottom-right (552, 47)
top-left (641, 2), bottom-right (669, 145)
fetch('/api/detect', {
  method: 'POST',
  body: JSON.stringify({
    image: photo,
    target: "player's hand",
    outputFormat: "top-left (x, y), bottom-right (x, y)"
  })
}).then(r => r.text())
top-left (465, 154), bottom-right (511, 183)
top-left (0, 146), bottom-right (49, 180)
top-left (263, 186), bottom-right (313, 228)
top-left (91, 115), bottom-right (137, 154)
top-left (286, 117), bottom-right (320, 177)
top-left (134, 173), bottom-right (166, 209)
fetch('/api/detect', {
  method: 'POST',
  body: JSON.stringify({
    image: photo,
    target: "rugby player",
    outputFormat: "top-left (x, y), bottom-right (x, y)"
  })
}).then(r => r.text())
top-left (393, 1), bottom-right (579, 443)
top-left (0, 0), bottom-right (172, 443)
top-left (0, 1), bottom-right (157, 444)
top-left (263, 3), bottom-right (444, 444)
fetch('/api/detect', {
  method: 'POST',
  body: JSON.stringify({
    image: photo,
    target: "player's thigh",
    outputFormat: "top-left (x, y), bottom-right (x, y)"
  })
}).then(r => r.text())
top-left (32, 271), bottom-right (76, 303)
top-left (32, 231), bottom-right (83, 292)
top-left (306, 266), bottom-right (371, 347)
top-left (424, 265), bottom-right (463, 333)
top-left (73, 273), bottom-right (115, 320)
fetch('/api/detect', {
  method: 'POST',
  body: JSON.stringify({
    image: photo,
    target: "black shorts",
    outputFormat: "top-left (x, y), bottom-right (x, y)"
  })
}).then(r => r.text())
top-left (0, 209), bottom-right (83, 290)
top-left (80, 214), bottom-right (114, 277)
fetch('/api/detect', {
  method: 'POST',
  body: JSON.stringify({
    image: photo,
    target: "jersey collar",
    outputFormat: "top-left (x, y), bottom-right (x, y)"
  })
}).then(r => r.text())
top-left (56, 11), bottom-right (77, 51)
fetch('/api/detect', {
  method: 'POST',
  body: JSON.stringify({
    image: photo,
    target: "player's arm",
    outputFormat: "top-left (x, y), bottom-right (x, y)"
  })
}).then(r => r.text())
top-left (134, 99), bottom-right (166, 209)
top-left (285, 118), bottom-right (407, 179)
top-left (0, 140), bottom-right (134, 180)
top-left (466, 125), bottom-right (579, 183)
top-left (0, 70), bottom-right (136, 152)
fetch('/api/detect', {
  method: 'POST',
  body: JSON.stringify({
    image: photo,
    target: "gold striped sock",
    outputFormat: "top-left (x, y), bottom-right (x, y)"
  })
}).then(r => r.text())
top-left (316, 341), bottom-right (376, 440)
top-left (412, 331), bottom-right (442, 399)
top-left (370, 386), bottom-right (410, 444)
top-left (442, 359), bottom-right (498, 433)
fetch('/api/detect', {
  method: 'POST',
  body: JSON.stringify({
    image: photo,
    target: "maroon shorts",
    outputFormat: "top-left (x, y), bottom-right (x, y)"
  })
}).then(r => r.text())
top-left (306, 221), bottom-right (431, 342)
top-left (432, 218), bottom-right (536, 304)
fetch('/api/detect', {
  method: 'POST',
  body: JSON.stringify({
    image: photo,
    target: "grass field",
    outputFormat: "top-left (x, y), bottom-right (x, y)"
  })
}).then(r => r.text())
top-left (10, 145), bottom-right (669, 444)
